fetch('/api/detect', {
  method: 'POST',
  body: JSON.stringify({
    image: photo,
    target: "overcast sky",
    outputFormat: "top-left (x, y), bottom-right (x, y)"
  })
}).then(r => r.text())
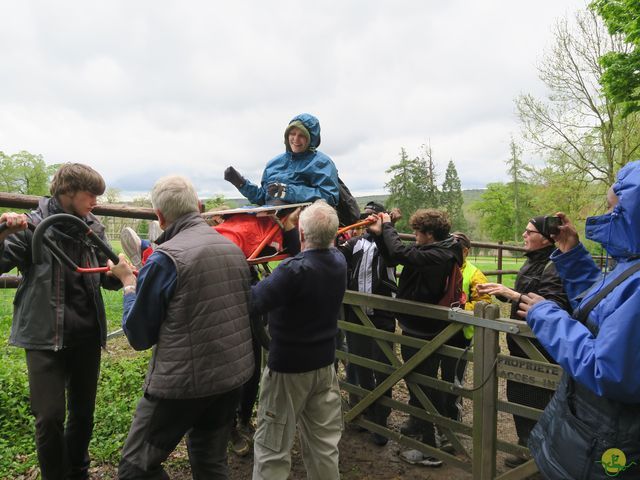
top-left (0, 0), bottom-right (587, 200)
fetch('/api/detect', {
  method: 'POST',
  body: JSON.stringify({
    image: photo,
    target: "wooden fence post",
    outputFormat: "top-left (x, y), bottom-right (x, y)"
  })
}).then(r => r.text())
top-left (472, 302), bottom-right (500, 480)
top-left (497, 241), bottom-right (504, 284)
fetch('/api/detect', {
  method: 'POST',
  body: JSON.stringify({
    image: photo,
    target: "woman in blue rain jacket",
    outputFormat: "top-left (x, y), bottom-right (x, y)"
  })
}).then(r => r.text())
top-left (225, 113), bottom-right (339, 207)
top-left (520, 160), bottom-right (640, 479)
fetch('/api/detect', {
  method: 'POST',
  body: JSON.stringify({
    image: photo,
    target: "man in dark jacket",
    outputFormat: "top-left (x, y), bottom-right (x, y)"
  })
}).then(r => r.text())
top-left (477, 216), bottom-right (569, 467)
top-left (338, 201), bottom-right (398, 446)
top-left (368, 208), bottom-right (463, 468)
top-left (109, 175), bottom-right (254, 479)
top-left (250, 200), bottom-right (347, 480)
top-left (0, 163), bottom-right (120, 480)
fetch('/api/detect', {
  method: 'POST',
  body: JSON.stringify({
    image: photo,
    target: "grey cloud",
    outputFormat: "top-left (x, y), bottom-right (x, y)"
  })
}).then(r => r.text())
top-left (0, 0), bottom-right (585, 200)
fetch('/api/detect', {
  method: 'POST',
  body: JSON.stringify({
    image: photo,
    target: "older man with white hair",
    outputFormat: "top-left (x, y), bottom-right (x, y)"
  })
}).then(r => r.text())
top-left (250, 200), bottom-right (347, 480)
top-left (109, 175), bottom-right (254, 479)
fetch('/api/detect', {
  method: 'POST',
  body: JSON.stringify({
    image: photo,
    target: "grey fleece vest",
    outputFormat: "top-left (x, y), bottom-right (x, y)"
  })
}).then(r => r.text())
top-left (144, 214), bottom-right (254, 399)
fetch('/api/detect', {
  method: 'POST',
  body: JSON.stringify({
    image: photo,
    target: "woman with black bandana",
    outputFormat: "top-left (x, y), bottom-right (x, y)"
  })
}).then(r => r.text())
top-left (477, 216), bottom-right (570, 468)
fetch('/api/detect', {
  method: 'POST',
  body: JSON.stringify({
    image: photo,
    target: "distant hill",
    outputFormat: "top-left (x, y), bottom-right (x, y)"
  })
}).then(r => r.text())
top-left (461, 189), bottom-right (485, 205)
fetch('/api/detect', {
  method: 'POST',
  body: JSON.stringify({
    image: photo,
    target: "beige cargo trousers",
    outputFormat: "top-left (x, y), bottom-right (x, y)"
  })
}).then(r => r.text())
top-left (252, 364), bottom-right (343, 479)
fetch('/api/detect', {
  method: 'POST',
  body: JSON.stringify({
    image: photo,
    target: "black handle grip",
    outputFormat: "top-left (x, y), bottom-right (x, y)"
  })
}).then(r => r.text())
top-left (32, 213), bottom-right (120, 266)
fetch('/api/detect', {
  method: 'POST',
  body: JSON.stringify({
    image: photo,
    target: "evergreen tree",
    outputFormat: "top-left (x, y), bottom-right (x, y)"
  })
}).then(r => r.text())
top-left (506, 139), bottom-right (526, 242)
top-left (385, 148), bottom-right (421, 231)
top-left (417, 143), bottom-right (440, 209)
top-left (441, 159), bottom-right (467, 231)
top-left (385, 145), bottom-right (442, 231)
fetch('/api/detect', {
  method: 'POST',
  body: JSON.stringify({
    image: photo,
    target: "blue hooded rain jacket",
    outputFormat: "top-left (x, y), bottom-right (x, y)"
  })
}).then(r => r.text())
top-left (239, 113), bottom-right (339, 207)
top-left (526, 160), bottom-right (640, 480)
top-left (527, 161), bottom-right (640, 401)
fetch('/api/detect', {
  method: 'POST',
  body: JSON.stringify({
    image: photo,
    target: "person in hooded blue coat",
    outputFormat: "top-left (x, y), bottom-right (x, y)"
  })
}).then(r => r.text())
top-left (519, 160), bottom-right (640, 479)
top-left (224, 113), bottom-right (339, 207)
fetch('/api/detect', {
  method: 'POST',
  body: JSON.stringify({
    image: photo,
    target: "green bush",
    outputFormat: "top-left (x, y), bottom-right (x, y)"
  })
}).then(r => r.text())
top-left (0, 321), bottom-right (37, 477)
top-left (0, 289), bottom-right (149, 477)
top-left (91, 349), bottom-right (150, 463)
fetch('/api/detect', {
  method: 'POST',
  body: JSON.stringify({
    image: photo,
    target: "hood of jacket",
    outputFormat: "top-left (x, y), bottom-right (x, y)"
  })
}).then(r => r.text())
top-left (585, 160), bottom-right (640, 259)
top-left (284, 113), bottom-right (321, 152)
top-left (429, 235), bottom-right (464, 266)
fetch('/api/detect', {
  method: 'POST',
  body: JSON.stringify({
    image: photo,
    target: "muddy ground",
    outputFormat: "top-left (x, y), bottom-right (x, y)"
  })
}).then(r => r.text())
top-left (80, 385), bottom-right (535, 480)
top-left (73, 331), bottom-right (543, 479)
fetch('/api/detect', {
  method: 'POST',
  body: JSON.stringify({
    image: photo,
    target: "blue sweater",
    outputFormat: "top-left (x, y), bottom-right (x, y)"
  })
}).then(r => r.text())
top-left (251, 247), bottom-right (347, 373)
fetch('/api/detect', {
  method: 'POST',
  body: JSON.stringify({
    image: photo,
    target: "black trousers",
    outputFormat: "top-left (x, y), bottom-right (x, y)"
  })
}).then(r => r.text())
top-left (401, 332), bottom-right (468, 446)
top-left (506, 334), bottom-right (555, 443)
top-left (238, 332), bottom-right (262, 424)
top-left (118, 387), bottom-right (242, 480)
top-left (25, 341), bottom-right (102, 480)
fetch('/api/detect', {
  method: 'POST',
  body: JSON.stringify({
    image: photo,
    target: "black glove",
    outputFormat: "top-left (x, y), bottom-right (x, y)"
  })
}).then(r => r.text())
top-left (224, 166), bottom-right (245, 189)
top-left (267, 182), bottom-right (287, 199)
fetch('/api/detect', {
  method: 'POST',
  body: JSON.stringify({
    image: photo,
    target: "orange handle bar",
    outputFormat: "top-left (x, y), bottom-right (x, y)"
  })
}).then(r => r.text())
top-left (336, 218), bottom-right (375, 236)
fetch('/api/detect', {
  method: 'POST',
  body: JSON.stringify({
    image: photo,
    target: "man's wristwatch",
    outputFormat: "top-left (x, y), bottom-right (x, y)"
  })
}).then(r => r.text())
top-left (123, 285), bottom-right (136, 295)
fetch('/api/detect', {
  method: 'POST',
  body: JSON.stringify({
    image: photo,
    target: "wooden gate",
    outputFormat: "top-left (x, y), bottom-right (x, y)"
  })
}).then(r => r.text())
top-left (338, 291), bottom-right (561, 480)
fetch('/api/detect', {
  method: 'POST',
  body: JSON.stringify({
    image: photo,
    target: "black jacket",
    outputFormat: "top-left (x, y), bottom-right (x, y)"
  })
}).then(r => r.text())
top-left (506, 245), bottom-right (570, 360)
top-left (339, 233), bottom-right (397, 328)
top-left (510, 245), bottom-right (569, 319)
top-left (0, 197), bottom-right (121, 350)
top-left (374, 223), bottom-right (463, 339)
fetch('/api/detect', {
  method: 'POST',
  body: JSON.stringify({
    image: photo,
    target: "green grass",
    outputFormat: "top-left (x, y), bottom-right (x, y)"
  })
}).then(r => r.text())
top-left (0, 288), bottom-right (147, 477)
top-left (467, 255), bottom-right (524, 289)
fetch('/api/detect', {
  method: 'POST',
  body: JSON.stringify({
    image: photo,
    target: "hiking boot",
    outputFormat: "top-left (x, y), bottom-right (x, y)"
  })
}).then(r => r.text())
top-left (120, 227), bottom-right (142, 270)
top-left (372, 433), bottom-right (388, 446)
top-left (436, 431), bottom-right (455, 454)
top-left (229, 427), bottom-right (251, 457)
top-left (399, 449), bottom-right (443, 468)
top-left (148, 220), bottom-right (163, 243)
top-left (237, 418), bottom-right (256, 441)
top-left (400, 417), bottom-right (425, 437)
top-left (504, 452), bottom-right (530, 468)
top-left (505, 438), bottom-right (531, 468)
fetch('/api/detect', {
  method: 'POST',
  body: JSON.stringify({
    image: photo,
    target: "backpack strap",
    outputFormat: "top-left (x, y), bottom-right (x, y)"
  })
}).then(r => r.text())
top-left (574, 261), bottom-right (640, 335)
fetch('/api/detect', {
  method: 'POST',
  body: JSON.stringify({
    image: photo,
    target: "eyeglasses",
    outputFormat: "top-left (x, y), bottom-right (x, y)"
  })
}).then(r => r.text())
top-left (523, 229), bottom-right (541, 236)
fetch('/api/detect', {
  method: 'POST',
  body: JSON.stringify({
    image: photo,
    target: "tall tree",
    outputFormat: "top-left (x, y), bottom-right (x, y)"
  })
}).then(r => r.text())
top-left (103, 187), bottom-right (122, 204)
top-left (506, 139), bottom-right (527, 242)
top-left (385, 148), bottom-right (422, 231)
top-left (516, 8), bottom-right (640, 188)
top-left (0, 151), bottom-right (55, 196)
top-left (592, 0), bottom-right (640, 116)
top-left (385, 145), bottom-right (442, 231)
top-left (441, 160), bottom-right (467, 231)
top-left (471, 182), bottom-right (535, 243)
top-left (416, 143), bottom-right (441, 209)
